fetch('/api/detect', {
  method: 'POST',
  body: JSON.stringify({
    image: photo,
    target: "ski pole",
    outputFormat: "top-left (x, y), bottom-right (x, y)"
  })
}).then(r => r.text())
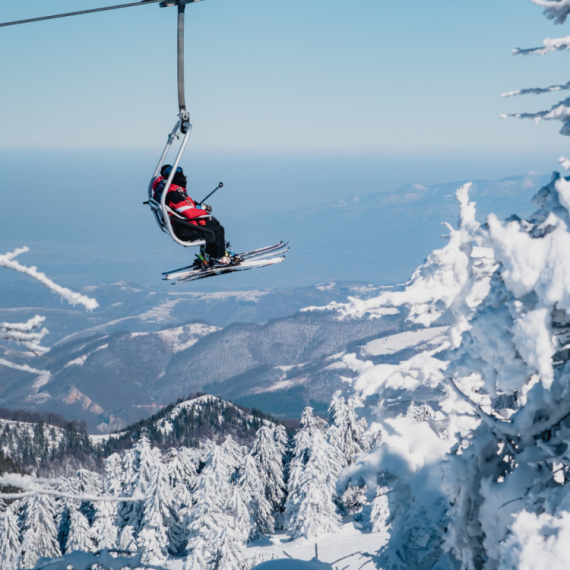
top-left (198, 182), bottom-right (223, 205)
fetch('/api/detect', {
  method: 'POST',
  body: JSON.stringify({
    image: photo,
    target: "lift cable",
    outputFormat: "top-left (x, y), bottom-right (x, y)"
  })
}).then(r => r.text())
top-left (0, 0), bottom-right (163, 28)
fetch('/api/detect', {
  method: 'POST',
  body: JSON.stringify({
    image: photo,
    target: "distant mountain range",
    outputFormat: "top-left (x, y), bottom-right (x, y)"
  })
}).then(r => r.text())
top-left (0, 172), bottom-right (549, 431)
top-left (0, 281), bottom-right (395, 431)
top-left (244, 171), bottom-right (550, 286)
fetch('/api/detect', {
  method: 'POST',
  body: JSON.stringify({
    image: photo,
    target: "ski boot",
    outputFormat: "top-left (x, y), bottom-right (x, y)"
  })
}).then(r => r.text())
top-left (192, 247), bottom-right (210, 270)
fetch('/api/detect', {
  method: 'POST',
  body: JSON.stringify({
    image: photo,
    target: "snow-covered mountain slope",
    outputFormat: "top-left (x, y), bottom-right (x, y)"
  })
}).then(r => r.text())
top-left (0, 394), bottom-right (277, 473)
top-left (0, 306), bottom-right (405, 431)
top-left (0, 280), bottom-right (386, 346)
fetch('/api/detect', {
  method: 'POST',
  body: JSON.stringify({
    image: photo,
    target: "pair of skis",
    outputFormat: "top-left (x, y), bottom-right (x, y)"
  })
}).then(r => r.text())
top-left (163, 241), bottom-right (289, 283)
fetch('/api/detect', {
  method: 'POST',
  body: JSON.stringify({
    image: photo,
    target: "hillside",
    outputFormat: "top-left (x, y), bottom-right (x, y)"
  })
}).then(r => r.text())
top-left (0, 394), bottom-right (278, 476)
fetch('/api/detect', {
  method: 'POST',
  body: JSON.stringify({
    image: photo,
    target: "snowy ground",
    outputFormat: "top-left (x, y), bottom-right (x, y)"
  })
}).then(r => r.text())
top-left (246, 524), bottom-right (387, 569)
top-left (165, 524), bottom-right (385, 569)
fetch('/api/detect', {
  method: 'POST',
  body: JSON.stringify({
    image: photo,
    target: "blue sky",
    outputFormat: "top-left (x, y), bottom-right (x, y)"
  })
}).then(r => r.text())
top-left (2, 1), bottom-right (570, 289)
top-left (0, 0), bottom-right (569, 154)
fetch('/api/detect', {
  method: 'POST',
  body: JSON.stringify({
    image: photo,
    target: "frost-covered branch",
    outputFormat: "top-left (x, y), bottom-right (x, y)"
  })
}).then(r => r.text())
top-left (501, 97), bottom-right (570, 136)
top-left (0, 247), bottom-right (98, 311)
top-left (502, 80), bottom-right (570, 97)
top-left (0, 357), bottom-right (45, 374)
top-left (0, 247), bottom-right (98, 371)
top-left (1, 315), bottom-right (49, 354)
top-left (513, 35), bottom-right (570, 55)
top-left (531, 0), bottom-right (570, 24)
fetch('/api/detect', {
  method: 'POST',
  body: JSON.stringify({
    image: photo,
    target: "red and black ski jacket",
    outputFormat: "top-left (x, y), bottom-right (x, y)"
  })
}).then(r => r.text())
top-left (152, 177), bottom-right (208, 226)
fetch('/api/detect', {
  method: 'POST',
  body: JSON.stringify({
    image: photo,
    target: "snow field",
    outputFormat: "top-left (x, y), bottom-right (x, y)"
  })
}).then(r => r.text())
top-left (246, 524), bottom-right (387, 570)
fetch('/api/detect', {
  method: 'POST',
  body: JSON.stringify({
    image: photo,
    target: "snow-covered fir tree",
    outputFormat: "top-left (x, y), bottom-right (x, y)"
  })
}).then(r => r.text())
top-left (0, 503), bottom-right (21, 570)
top-left (91, 453), bottom-right (121, 550)
top-left (166, 446), bottom-right (198, 525)
top-left (19, 493), bottom-right (61, 569)
top-left (137, 460), bottom-right (178, 563)
top-left (249, 425), bottom-right (286, 512)
top-left (284, 408), bottom-right (342, 539)
top-left (65, 505), bottom-right (94, 554)
top-left (238, 454), bottom-right (274, 538)
top-left (118, 524), bottom-right (137, 553)
top-left (185, 438), bottom-right (245, 566)
top-left (210, 527), bottom-right (248, 570)
top-left (117, 432), bottom-right (158, 531)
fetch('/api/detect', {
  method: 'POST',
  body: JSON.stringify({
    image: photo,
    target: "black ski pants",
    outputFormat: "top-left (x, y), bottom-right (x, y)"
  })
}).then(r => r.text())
top-left (174, 217), bottom-right (226, 258)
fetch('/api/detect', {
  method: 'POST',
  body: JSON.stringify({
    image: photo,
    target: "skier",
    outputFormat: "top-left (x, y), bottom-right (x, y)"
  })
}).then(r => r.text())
top-left (153, 165), bottom-right (232, 267)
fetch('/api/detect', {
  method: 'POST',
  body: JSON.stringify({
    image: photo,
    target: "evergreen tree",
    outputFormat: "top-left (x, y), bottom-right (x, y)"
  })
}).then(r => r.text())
top-left (186, 442), bottom-right (239, 562)
top-left (287, 429), bottom-right (342, 539)
top-left (65, 506), bottom-right (95, 553)
top-left (0, 504), bottom-right (21, 570)
top-left (327, 391), bottom-right (368, 468)
top-left (183, 538), bottom-right (209, 570)
top-left (92, 453), bottom-right (121, 550)
top-left (210, 527), bottom-right (248, 570)
top-left (224, 483), bottom-right (253, 543)
top-left (137, 460), bottom-right (179, 563)
top-left (118, 524), bottom-right (137, 553)
top-left (166, 446), bottom-right (197, 523)
top-left (284, 408), bottom-right (342, 539)
top-left (238, 455), bottom-right (274, 538)
top-left (19, 493), bottom-right (61, 569)
top-left (117, 432), bottom-right (159, 531)
top-left (284, 407), bottom-right (324, 519)
top-left (249, 426), bottom-right (286, 511)
top-left (273, 424), bottom-right (289, 456)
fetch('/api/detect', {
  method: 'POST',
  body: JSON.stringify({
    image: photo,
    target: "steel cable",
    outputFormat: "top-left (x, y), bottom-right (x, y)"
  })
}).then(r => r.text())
top-left (0, 0), bottom-right (163, 28)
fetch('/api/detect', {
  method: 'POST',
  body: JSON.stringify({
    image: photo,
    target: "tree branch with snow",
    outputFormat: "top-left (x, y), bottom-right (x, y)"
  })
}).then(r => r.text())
top-left (0, 247), bottom-right (97, 371)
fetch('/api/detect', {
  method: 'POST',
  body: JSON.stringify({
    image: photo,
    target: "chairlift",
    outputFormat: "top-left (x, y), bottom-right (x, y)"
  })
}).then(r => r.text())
top-left (1, 0), bottom-right (214, 248)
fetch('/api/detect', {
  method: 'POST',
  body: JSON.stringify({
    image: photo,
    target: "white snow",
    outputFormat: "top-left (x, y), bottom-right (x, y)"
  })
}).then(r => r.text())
top-left (361, 326), bottom-right (448, 356)
top-left (64, 355), bottom-right (89, 368)
top-left (247, 524), bottom-right (386, 569)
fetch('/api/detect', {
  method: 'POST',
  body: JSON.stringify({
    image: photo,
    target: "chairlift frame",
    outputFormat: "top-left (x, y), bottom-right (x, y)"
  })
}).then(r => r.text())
top-left (147, 0), bottom-right (213, 248)
top-left (0, 0), bottom-right (211, 249)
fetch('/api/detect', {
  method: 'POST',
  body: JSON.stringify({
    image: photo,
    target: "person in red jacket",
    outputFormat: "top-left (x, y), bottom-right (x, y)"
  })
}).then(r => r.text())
top-left (153, 165), bottom-right (231, 266)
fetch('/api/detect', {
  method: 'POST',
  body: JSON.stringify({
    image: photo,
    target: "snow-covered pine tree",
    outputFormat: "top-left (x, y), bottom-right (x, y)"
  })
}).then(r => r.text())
top-left (166, 446), bottom-right (197, 523)
top-left (284, 407), bottom-right (341, 539)
top-left (185, 438), bottom-right (246, 565)
top-left (285, 407), bottom-right (325, 504)
top-left (117, 431), bottom-right (159, 532)
top-left (75, 469), bottom-right (103, 526)
top-left (65, 505), bottom-right (95, 554)
top-left (286, 427), bottom-right (342, 539)
top-left (137, 460), bottom-right (180, 563)
top-left (184, 538), bottom-right (209, 570)
top-left (237, 454), bottom-right (274, 538)
top-left (249, 426), bottom-right (286, 512)
top-left (118, 524), bottom-right (137, 553)
top-left (91, 453), bottom-right (121, 550)
top-left (327, 391), bottom-right (368, 468)
top-left (0, 503), bottom-right (21, 570)
top-left (209, 527), bottom-right (248, 570)
top-left (224, 482), bottom-right (254, 544)
top-left (19, 493), bottom-right (61, 569)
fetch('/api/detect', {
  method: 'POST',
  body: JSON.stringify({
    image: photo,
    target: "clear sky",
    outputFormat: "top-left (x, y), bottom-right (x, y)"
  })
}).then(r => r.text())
top-left (2, 1), bottom-right (570, 290)
top-left (0, 0), bottom-right (569, 154)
